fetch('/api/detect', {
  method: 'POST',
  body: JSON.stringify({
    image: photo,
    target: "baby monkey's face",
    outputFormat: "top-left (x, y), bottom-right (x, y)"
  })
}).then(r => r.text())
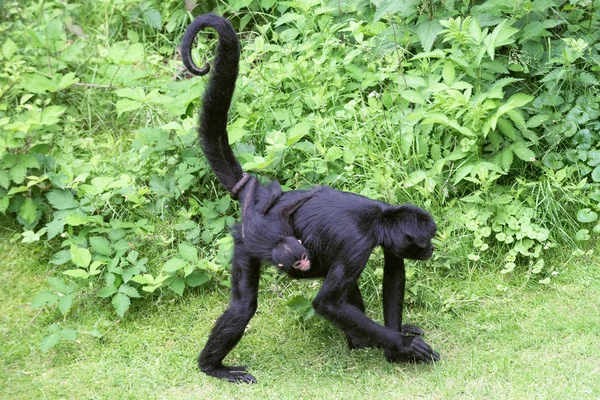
top-left (272, 237), bottom-right (311, 272)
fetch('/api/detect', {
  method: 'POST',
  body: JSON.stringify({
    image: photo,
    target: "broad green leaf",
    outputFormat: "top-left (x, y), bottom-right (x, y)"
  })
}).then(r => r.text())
top-left (287, 295), bottom-right (312, 310)
top-left (70, 245), bottom-right (91, 269)
top-left (575, 229), bottom-right (590, 241)
top-left (60, 329), bottom-right (77, 342)
top-left (18, 154), bottom-right (39, 169)
top-left (511, 142), bottom-right (536, 162)
top-left (416, 19), bottom-right (442, 52)
top-left (87, 329), bottom-right (103, 338)
top-left (162, 258), bottom-right (187, 273)
top-left (118, 284), bottom-right (141, 298)
top-left (48, 276), bottom-right (72, 294)
top-left (273, 12), bottom-right (304, 26)
top-left (442, 61), bottom-right (455, 84)
top-left (131, 274), bottom-right (154, 285)
top-left (2, 38), bottom-right (17, 59)
top-left (496, 118), bottom-right (517, 140)
top-left (50, 250), bottom-right (71, 265)
top-left (228, 118), bottom-right (248, 144)
top-left (40, 106), bottom-right (67, 125)
top-left (490, 94), bottom-right (534, 130)
top-left (7, 186), bottom-right (28, 195)
top-left (65, 213), bottom-right (88, 226)
top-left (21, 229), bottom-right (46, 243)
top-left (115, 99), bottom-right (143, 116)
top-left (499, 148), bottom-right (514, 171)
top-left (19, 198), bottom-right (38, 226)
top-left (122, 43), bottom-right (145, 63)
top-left (487, 78), bottom-right (521, 99)
top-left (576, 208), bottom-right (598, 223)
top-left (143, 9), bottom-right (162, 30)
top-left (453, 164), bottom-right (474, 184)
top-left (484, 20), bottom-right (518, 60)
top-left (506, 110), bottom-right (528, 133)
top-left (286, 121), bottom-right (310, 146)
top-left (0, 171), bottom-right (9, 189)
top-left (91, 176), bottom-right (114, 192)
top-left (126, 250), bottom-right (139, 264)
top-left (46, 218), bottom-right (65, 240)
top-left (591, 166), bottom-right (600, 182)
top-left (57, 294), bottom-right (73, 315)
top-left (90, 236), bottom-right (112, 256)
top-left (185, 270), bottom-right (209, 287)
top-left (46, 189), bottom-right (78, 210)
top-left (178, 242), bottom-right (199, 264)
top-left (373, 0), bottom-right (418, 21)
top-left (9, 164), bottom-right (27, 184)
top-left (97, 285), bottom-right (118, 298)
top-left (112, 293), bottom-right (131, 317)
top-left (170, 278), bottom-right (185, 296)
top-left (410, 50), bottom-right (445, 60)
top-left (324, 146), bottom-right (343, 162)
top-left (0, 195), bottom-right (8, 213)
top-left (400, 89), bottom-right (426, 105)
top-left (20, 74), bottom-right (54, 94)
top-left (58, 72), bottom-right (79, 89)
top-left (526, 114), bottom-right (549, 128)
top-left (507, 93), bottom-right (534, 108)
top-left (41, 331), bottom-right (61, 353)
top-left (141, 284), bottom-right (162, 293)
top-left (184, 262), bottom-right (195, 278)
top-left (31, 290), bottom-right (59, 308)
top-left (63, 269), bottom-right (89, 279)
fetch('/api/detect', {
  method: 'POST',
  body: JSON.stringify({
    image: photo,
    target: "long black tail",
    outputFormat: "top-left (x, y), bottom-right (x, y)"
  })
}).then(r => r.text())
top-left (181, 14), bottom-right (244, 192)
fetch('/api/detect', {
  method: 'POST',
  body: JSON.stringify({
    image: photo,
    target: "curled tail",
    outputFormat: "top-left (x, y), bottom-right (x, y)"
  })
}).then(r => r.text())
top-left (181, 14), bottom-right (244, 192)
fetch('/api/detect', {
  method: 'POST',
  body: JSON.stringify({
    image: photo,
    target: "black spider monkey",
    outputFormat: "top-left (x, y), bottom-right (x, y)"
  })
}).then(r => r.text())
top-left (181, 14), bottom-right (439, 384)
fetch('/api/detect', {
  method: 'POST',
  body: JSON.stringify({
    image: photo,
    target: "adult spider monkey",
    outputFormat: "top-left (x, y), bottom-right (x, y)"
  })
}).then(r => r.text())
top-left (181, 14), bottom-right (439, 384)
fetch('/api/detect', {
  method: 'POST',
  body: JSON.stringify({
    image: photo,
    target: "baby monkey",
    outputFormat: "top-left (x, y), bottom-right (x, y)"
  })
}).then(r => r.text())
top-left (232, 173), bottom-right (321, 272)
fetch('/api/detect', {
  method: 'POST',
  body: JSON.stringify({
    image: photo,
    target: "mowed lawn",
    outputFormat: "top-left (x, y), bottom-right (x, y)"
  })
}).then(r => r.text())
top-left (1, 221), bottom-right (599, 399)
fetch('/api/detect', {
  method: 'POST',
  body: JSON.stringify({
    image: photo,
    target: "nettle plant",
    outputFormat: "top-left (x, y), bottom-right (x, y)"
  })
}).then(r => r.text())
top-left (391, 16), bottom-right (554, 275)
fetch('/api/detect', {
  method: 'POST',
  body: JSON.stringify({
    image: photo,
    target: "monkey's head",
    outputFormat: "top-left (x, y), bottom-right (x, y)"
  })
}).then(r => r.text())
top-left (272, 237), bottom-right (311, 272)
top-left (381, 204), bottom-right (437, 261)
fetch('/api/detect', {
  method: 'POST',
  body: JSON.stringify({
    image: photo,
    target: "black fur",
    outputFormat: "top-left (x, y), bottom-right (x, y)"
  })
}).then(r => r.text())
top-left (181, 14), bottom-right (243, 192)
top-left (182, 16), bottom-right (314, 273)
top-left (235, 173), bottom-right (322, 272)
top-left (182, 14), bottom-right (439, 384)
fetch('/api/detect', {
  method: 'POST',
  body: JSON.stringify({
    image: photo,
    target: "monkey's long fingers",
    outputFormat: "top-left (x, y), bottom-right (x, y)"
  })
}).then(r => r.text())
top-left (228, 371), bottom-right (257, 384)
top-left (409, 336), bottom-right (440, 363)
top-left (401, 323), bottom-right (424, 336)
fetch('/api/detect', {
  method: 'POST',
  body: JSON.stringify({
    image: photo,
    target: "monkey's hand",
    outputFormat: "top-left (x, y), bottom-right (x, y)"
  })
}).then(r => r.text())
top-left (384, 335), bottom-right (439, 364)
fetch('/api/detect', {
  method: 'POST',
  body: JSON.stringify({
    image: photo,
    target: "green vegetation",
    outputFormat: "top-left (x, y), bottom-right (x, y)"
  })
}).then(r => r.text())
top-left (1, 0), bottom-right (600, 396)
top-left (2, 219), bottom-right (600, 398)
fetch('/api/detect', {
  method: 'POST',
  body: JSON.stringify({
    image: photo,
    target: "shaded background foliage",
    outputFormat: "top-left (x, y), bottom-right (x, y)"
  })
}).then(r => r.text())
top-left (0, 0), bottom-right (598, 349)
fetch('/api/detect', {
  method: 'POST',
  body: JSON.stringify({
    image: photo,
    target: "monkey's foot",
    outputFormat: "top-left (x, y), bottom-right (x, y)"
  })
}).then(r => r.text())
top-left (202, 365), bottom-right (257, 384)
top-left (401, 324), bottom-right (424, 336)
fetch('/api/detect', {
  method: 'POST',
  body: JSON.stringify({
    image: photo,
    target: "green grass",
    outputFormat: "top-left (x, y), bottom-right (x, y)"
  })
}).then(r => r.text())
top-left (2, 219), bottom-right (599, 399)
